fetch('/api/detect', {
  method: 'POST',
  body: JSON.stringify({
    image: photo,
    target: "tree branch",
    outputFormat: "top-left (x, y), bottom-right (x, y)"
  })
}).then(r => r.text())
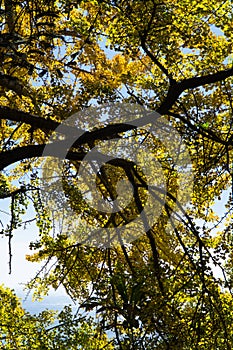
top-left (157, 67), bottom-right (233, 114)
top-left (0, 141), bottom-right (132, 170)
top-left (0, 142), bottom-right (86, 170)
top-left (0, 106), bottom-right (156, 148)
top-left (181, 67), bottom-right (233, 90)
top-left (0, 106), bottom-right (76, 134)
top-left (141, 41), bottom-right (175, 83)
top-left (0, 67), bottom-right (232, 172)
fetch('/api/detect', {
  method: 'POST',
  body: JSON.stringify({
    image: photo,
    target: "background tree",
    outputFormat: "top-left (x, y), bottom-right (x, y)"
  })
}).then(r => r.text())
top-left (0, 284), bottom-right (113, 349)
top-left (0, 0), bottom-right (233, 349)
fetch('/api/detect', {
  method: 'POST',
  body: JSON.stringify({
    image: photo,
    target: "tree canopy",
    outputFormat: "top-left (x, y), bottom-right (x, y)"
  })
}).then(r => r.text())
top-left (0, 0), bottom-right (233, 349)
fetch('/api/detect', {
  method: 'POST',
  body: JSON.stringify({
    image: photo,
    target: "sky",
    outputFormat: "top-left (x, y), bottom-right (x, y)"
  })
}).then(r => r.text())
top-left (0, 201), bottom-right (74, 316)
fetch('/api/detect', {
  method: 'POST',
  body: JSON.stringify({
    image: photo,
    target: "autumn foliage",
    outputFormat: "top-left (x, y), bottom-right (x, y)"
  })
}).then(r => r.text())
top-left (0, 0), bottom-right (233, 349)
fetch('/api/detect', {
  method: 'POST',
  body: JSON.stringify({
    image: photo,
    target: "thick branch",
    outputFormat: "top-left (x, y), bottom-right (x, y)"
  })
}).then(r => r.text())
top-left (157, 67), bottom-right (233, 114)
top-left (0, 106), bottom-right (76, 134)
top-left (0, 141), bottom-right (130, 170)
top-left (0, 187), bottom-right (27, 199)
top-left (2, 66), bottom-right (232, 143)
top-left (0, 143), bottom-right (84, 170)
top-left (4, 0), bottom-right (15, 32)
top-left (0, 67), bottom-right (232, 172)
top-left (0, 106), bottom-right (155, 145)
top-left (181, 67), bottom-right (233, 90)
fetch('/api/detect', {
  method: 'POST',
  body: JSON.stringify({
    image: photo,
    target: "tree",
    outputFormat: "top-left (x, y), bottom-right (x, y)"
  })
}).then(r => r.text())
top-left (0, 0), bottom-right (233, 348)
top-left (0, 284), bottom-right (113, 349)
